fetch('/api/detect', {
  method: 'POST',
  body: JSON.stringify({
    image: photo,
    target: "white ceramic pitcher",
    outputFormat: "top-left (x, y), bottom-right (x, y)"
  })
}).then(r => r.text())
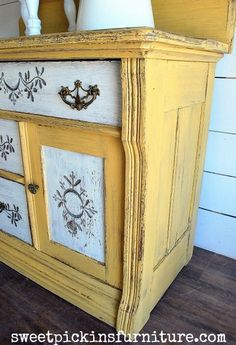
top-left (76, 0), bottom-right (155, 31)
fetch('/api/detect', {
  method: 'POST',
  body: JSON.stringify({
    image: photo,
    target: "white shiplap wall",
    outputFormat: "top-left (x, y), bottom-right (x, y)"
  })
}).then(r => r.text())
top-left (195, 34), bottom-right (236, 260)
top-left (0, 0), bottom-right (20, 39)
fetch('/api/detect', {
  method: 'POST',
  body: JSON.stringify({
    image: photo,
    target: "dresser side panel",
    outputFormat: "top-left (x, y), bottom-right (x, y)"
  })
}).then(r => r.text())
top-left (143, 59), bottom-right (215, 310)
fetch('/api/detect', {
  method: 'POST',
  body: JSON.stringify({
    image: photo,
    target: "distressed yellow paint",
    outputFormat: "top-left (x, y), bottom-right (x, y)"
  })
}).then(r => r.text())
top-left (0, 169), bottom-right (24, 185)
top-left (152, 0), bottom-right (236, 51)
top-left (19, 0), bottom-right (236, 52)
top-left (0, 28), bottom-right (233, 334)
top-left (20, 123), bottom-right (124, 289)
top-left (0, 231), bottom-right (121, 326)
top-left (167, 104), bottom-right (203, 251)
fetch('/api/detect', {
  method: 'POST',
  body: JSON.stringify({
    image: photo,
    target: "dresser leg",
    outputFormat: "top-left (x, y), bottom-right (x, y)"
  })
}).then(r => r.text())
top-left (117, 301), bottom-right (151, 335)
top-left (185, 244), bottom-right (194, 266)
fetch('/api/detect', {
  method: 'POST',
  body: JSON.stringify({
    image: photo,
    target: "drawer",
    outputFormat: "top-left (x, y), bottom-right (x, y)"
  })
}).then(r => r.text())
top-left (0, 177), bottom-right (32, 244)
top-left (0, 119), bottom-right (24, 175)
top-left (0, 61), bottom-right (122, 126)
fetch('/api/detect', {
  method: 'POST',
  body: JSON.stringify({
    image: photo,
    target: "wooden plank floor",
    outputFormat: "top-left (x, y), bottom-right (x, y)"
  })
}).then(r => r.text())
top-left (0, 247), bottom-right (235, 344)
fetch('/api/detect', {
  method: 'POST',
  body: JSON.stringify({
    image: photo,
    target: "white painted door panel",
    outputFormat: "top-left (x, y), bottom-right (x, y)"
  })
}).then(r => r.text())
top-left (200, 172), bottom-right (236, 216)
top-left (210, 79), bottom-right (236, 134)
top-left (0, 61), bottom-right (122, 126)
top-left (0, 119), bottom-right (24, 175)
top-left (0, 177), bottom-right (32, 244)
top-left (204, 131), bottom-right (236, 177)
top-left (42, 146), bottom-right (105, 263)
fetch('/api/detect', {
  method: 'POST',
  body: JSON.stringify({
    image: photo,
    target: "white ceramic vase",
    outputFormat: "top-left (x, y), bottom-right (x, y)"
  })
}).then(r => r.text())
top-left (76, 0), bottom-right (155, 31)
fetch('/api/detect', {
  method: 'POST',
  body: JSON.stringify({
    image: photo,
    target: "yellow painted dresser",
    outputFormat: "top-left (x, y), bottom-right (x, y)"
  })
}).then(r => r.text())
top-left (0, 27), bottom-right (233, 334)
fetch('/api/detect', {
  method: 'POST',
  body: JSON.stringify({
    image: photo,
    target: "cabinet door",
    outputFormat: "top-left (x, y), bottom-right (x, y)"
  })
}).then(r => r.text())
top-left (21, 123), bottom-right (124, 288)
top-left (0, 177), bottom-right (32, 244)
top-left (0, 119), bottom-right (32, 244)
top-left (0, 119), bottom-right (24, 175)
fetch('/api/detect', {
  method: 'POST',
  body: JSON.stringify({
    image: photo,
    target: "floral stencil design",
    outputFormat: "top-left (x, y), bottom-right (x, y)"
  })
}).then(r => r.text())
top-left (0, 202), bottom-right (22, 227)
top-left (0, 67), bottom-right (46, 104)
top-left (0, 135), bottom-right (14, 161)
top-left (53, 171), bottom-right (97, 237)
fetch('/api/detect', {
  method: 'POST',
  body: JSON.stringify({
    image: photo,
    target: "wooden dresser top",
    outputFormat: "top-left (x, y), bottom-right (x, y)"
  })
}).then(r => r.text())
top-left (0, 28), bottom-right (227, 61)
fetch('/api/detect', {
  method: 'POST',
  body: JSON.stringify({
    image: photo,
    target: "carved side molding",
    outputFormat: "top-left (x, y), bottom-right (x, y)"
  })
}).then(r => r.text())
top-left (117, 59), bottom-right (151, 334)
top-left (0, 67), bottom-right (46, 104)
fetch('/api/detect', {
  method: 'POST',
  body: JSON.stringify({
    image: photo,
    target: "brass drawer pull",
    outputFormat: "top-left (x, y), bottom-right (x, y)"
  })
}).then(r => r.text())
top-left (59, 80), bottom-right (100, 111)
top-left (28, 183), bottom-right (39, 195)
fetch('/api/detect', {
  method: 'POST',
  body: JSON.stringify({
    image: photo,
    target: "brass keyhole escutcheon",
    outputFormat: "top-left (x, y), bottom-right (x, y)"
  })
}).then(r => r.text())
top-left (28, 184), bottom-right (39, 195)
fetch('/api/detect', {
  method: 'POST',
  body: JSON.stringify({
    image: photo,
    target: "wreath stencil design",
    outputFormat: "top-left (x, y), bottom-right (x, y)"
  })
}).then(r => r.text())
top-left (53, 171), bottom-right (98, 238)
top-left (0, 202), bottom-right (22, 227)
top-left (0, 135), bottom-right (14, 160)
top-left (0, 67), bottom-right (46, 105)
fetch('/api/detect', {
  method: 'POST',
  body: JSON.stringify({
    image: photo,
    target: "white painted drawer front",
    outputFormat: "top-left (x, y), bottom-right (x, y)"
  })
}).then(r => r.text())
top-left (0, 177), bottom-right (32, 244)
top-left (42, 146), bottom-right (105, 263)
top-left (0, 61), bottom-right (122, 126)
top-left (0, 119), bottom-right (24, 175)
